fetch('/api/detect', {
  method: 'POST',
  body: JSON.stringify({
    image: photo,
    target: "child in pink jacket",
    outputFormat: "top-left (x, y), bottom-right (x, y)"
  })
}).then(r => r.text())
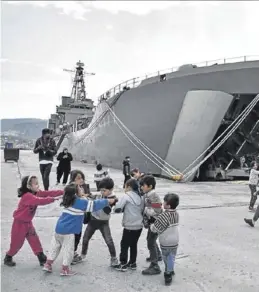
top-left (4, 175), bottom-right (63, 267)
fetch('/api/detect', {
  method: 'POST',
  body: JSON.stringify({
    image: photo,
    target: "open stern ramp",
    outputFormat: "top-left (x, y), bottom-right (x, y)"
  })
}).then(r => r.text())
top-left (164, 90), bottom-right (234, 180)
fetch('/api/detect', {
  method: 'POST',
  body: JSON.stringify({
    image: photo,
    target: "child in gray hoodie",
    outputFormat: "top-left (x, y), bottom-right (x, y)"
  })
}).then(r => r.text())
top-left (114, 179), bottom-right (145, 272)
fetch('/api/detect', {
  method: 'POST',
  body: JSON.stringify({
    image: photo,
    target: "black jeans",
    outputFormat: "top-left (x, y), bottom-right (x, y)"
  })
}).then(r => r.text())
top-left (120, 228), bottom-right (142, 264)
top-left (147, 227), bottom-right (162, 265)
top-left (123, 175), bottom-right (131, 188)
top-left (81, 219), bottom-right (116, 257)
top-left (57, 168), bottom-right (70, 184)
top-left (74, 233), bottom-right (82, 252)
top-left (39, 163), bottom-right (52, 191)
top-left (249, 184), bottom-right (258, 208)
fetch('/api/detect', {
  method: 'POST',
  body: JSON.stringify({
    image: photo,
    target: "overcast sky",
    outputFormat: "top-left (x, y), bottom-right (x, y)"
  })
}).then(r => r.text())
top-left (1, 1), bottom-right (259, 120)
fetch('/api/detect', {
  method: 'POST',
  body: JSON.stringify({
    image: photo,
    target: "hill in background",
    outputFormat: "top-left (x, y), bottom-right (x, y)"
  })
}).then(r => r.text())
top-left (1, 118), bottom-right (47, 139)
top-left (1, 118), bottom-right (48, 148)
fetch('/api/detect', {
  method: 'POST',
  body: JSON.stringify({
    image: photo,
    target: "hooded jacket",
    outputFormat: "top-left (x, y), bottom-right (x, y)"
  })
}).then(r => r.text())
top-left (143, 189), bottom-right (163, 226)
top-left (114, 191), bottom-right (145, 230)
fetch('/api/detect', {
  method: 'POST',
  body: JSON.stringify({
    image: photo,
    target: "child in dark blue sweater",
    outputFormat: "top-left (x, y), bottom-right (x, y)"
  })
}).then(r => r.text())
top-left (43, 183), bottom-right (115, 276)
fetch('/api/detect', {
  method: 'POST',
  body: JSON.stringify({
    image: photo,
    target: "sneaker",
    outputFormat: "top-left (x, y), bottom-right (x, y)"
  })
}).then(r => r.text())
top-left (60, 266), bottom-right (77, 276)
top-left (4, 255), bottom-right (16, 267)
top-left (81, 254), bottom-right (86, 259)
top-left (71, 255), bottom-right (83, 265)
top-left (127, 263), bottom-right (137, 270)
top-left (110, 257), bottom-right (119, 267)
top-left (56, 182), bottom-right (59, 185)
top-left (249, 207), bottom-right (256, 212)
top-left (146, 256), bottom-right (162, 262)
top-left (244, 218), bottom-right (255, 227)
top-left (43, 262), bottom-right (52, 273)
top-left (142, 263), bottom-right (161, 275)
top-left (115, 263), bottom-right (128, 272)
top-left (62, 183), bottom-right (66, 186)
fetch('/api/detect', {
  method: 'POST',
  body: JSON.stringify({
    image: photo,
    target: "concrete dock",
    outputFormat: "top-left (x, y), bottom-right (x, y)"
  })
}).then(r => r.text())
top-left (1, 150), bottom-right (258, 292)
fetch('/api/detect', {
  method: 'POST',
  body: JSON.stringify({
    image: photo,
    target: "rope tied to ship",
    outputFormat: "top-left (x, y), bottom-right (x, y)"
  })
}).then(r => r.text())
top-left (104, 102), bottom-right (183, 179)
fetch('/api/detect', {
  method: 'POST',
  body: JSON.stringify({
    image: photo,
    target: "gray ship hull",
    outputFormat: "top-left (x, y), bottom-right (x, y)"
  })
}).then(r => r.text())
top-left (61, 60), bottom-right (259, 177)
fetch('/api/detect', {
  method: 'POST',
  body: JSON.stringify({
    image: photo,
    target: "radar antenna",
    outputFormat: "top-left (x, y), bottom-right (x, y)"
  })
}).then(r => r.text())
top-left (63, 60), bottom-right (95, 101)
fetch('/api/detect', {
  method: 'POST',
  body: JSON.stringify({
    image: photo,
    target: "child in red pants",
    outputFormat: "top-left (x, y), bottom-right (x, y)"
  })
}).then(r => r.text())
top-left (4, 175), bottom-right (63, 267)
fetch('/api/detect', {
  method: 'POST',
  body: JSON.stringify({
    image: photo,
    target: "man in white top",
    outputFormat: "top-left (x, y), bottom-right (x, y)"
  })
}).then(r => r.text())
top-left (33, 128), bottom-right (57, 190)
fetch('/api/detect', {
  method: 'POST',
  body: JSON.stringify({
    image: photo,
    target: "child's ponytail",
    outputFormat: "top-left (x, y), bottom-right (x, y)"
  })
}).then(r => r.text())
top-left (18, 176), bottom-right (30, 197)
top-left (60, 184), bottom-right (77, 208)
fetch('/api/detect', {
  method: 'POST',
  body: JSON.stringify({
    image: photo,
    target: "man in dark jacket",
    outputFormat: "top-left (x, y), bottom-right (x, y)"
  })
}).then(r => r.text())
top-left (33, 128), bottom-right (57, 190)
top-left (56, 147), bottom-right (73, 185)
top-left (122, 156), bottom-right (131, 188)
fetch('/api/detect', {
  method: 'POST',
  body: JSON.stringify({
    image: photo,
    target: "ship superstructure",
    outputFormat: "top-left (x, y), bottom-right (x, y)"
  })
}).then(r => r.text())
top-left (48, 61), bottom-right (95, 135)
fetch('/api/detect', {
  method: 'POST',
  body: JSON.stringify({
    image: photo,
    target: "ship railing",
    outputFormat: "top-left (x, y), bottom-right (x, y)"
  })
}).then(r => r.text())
top-left (98, 55), bottom-right (259, 102)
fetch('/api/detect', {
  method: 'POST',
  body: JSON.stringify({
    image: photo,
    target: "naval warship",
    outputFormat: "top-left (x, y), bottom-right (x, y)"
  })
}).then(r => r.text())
top-left (48, 57), bottom-right (259, 181)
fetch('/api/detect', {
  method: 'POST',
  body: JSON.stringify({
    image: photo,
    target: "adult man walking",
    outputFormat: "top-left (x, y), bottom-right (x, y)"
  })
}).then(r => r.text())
top-left (33, 128), bottom-right (57, 190)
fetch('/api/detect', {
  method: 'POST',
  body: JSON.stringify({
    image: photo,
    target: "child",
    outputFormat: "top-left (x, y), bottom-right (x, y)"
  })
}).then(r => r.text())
top-left (131, 168), bottom-right (145, 195)
top-left (248, 161), bottom-right (259, 211)
top-left (4, 175), bottom-right (63, 267)
top-left (81, 177), bottom-right (119, 267)
top-left (94, 163), bottom-right (109, 191)
top-left (114, 179), bottom-right (145, 271)
top-left (150, 193), bottom-right (179, 286)
top-left (68, 169), bottom-right (92, 264)
top-left (244, 204), bottom-right (259, 227)
top-left (141, 175), bottom-right (163, 275)
top-left (131, 168), bottom-right (145, 181)
top-left (43, 183), bottom-right (115, 276)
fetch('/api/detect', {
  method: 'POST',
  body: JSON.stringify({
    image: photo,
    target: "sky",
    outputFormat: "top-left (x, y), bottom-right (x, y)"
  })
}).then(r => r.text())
top-left (1, 1), bottom-right (259, 120)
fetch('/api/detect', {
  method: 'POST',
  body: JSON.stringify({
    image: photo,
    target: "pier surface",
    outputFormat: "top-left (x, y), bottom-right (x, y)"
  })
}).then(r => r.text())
top-left (1, 150), bottom-right (258, 292)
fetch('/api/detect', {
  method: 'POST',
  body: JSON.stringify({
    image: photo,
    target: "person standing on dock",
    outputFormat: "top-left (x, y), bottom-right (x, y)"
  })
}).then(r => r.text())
top-left (122, 156), bottom-right (131, 188)
top-left (248, 161), bottom-right (259, 211)
top-left (56, 147), bottom-right (73, 186)
top-left (94, 163), bottom-right (109, 191)
top-left (33, 128), bottom-right (57, 191)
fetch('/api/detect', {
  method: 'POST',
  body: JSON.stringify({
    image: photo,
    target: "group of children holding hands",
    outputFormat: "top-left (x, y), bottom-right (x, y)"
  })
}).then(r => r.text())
top-left (4, 167), bottom-right (180, 286)
top-left (4, 156), bottom-right (258, 286)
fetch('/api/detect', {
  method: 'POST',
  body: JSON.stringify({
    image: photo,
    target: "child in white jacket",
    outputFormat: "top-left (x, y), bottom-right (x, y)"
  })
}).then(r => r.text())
top-left (114, 179), bottom-right (145, 272)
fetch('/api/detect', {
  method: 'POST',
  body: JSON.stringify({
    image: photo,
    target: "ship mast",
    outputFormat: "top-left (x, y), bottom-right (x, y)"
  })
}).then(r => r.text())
top-left (63, 60), bottom-right (95, 101)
